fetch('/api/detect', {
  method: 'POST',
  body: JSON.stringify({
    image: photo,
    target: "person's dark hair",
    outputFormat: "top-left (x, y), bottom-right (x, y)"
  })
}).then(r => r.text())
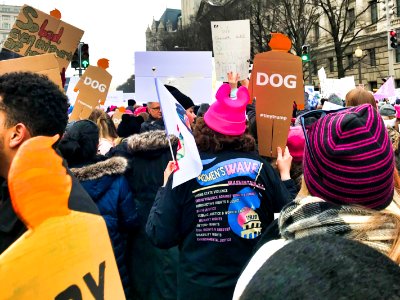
top-left (58, 120), bottom-right (99, 167)
top-left (193, 117), bottom-right (255, 153)
top-left (0, 72), bottom-right (69, 137)
top-left (241, 234), bottom-right (400, 300)
top-left (127, 99), bottom-right (136, 107)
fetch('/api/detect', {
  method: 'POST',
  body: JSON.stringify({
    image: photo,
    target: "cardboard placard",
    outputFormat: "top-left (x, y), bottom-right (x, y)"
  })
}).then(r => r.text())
top-left (211, 20), bottom-right (251, 81)
top-left (249, 36), bottom-right (304, 158)
top-left (112, 110), bottom-right (124, 127)
top-left (0, 135), bottom-right (124, 299)
top-left (0, 53), bottom-right (62, 88)
top-left (69, 65), bottom-right (112, 121)
top-left (3, 5), bottom-right (84, 71)
top-left (135, 51), bottom-right (212, 104)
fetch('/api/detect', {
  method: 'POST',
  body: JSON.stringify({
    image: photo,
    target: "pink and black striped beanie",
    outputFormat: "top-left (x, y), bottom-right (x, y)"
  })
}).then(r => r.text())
top-left (303, 104), bottom-right (394, 209)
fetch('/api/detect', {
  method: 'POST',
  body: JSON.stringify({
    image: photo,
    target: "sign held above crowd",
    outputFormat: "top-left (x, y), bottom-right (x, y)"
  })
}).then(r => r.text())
top-left (249, 33), bottom-right (304, 158)
top-left (2, 5), bottom-right (84, 71)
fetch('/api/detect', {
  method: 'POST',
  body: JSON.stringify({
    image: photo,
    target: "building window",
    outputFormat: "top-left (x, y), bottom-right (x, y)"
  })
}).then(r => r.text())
top-left (347, 54), bottom-right (354, 69)
top-left (2, 15), bottom-right (10, 21)
top-left (397, 0), bottom-right (400, 17)
top-left (348, 8), bottom-right (355, 31)
top-left (329, 57), bottom-right (334, 72)
top-left (396, 46), bottom-right (400, 63)
top-left (369, 48), bottom-right (376, 66)
top-left (312, 61), bottom-right (318, 75)
top-left (314, 23), bottom-right (319, 41)
top-left (395, 79), bottom-right (400, 88)
top-left (370, 1), bottom-right (378, 23)
top-left (2, 23), bottom-right (10, 29)
top-left (369, 81), bottom-right (378, 91)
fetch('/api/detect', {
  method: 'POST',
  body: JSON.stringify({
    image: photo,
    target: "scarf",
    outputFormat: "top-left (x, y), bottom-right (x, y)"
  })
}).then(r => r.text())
top-left (279, 196), bottom-right (399, 256)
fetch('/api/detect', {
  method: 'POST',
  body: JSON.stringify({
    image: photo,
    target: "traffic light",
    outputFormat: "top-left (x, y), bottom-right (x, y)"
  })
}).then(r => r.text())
top-left (80, 43), bottom-right (89, 69)
top-left (390, 30), bottom-right (398, 49)
top-left (71, 48), bottom-right (79, 69)
top-left (301, 45), bottom-right (310, 62)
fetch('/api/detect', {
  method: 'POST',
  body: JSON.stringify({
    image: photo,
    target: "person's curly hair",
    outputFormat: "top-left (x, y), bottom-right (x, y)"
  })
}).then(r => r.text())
top-left (193, 117), bottom-right (255, 153)
top-left (0, 72), bottom-right (69, 137)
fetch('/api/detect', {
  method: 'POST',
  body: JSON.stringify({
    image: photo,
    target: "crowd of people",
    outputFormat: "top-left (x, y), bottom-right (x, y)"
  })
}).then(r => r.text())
top-left (1, 70), bottom-right (400, 299)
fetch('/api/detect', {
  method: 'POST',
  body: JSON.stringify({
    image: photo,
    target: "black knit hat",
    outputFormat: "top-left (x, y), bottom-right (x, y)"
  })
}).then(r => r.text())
top-left (241, 235), bottom-right (400, 300)
top-left (117, 114), bottom-right (144, 138)
top-left (164, 85), bottom-right (194, 110)
top-left (58, 120), bottom-right (99, 166)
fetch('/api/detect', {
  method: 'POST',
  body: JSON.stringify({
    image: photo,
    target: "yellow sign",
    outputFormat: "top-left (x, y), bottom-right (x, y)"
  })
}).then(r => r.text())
top-left (3, 5), bottom-right (84, 71)
top-left (0, 135), bottom-right (125, 299)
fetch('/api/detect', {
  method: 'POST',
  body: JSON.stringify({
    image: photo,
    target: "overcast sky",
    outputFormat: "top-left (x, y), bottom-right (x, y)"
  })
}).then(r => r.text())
top-left (4, 0), bottom-right (181, 90)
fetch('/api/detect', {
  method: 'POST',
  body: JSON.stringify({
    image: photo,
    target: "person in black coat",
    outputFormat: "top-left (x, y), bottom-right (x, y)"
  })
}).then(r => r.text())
top-left (58, 119), bottom-right (138, 298)
top-left (107, 129), bottom-right (178, 300)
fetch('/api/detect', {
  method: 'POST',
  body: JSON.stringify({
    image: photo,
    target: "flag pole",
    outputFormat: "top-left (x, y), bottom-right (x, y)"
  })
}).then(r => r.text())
top-left (153, 67), bottom-right (176, 163)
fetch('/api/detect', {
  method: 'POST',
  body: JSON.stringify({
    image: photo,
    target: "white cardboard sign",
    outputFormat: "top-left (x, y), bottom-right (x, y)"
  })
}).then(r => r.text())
top-left (211, 20), bottom-right (250, 81)
top-left (135, 51), bottom-right (213, 104)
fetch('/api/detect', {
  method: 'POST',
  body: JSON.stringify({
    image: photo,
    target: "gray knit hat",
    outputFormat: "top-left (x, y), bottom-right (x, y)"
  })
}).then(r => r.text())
top-left (379, 103), bottom-right (396, 117)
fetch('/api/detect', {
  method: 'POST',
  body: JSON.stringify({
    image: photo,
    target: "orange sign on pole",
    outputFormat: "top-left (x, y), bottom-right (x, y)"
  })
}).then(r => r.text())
top-left (249, 33), bottom-right (304, 158)
top-left (0, 135), bottom-right (125, 299)
top-left (69, 59), bottom-right (112, 121)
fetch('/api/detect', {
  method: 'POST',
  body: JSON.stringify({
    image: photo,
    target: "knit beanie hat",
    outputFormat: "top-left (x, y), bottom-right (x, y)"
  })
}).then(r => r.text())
top-left (58, 120), bottom-right (99, 166)
top-left (380, 103), bottom-right (396, 117)
top-left (303, 104), bottom-right (394, 209)
top-left (286, 126), bottom-right (305, 163)
top-left (204, 83), bottom-right (249, 136)
top-left (164, 85), bottom-right (195, 110)
top-left (395, 104), bottom-right (400, 118)
top-left (328, 94), bottom-right (343, 107)
top-left (117, 114), bottom-right (144, 138)
top-left (241, 235), bottom-right (400, 300)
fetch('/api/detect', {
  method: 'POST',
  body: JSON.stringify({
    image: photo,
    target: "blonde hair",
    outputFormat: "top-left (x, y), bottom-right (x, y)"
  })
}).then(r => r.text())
top-left (88, 109), bottom-right (118, 140)
top-left (296, 170), bottom-right (400, 264)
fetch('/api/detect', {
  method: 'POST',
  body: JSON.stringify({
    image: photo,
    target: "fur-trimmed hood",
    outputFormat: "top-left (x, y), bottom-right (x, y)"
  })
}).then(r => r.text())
top-left (125, 130), bottom-right (178, 153)
top-left (70, 156), bottom-right (128, 181)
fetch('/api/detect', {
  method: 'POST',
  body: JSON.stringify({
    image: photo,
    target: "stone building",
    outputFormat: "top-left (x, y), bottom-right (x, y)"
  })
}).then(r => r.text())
top-left (0, 4), bottom-right (20, 48)
top-left (145, 8), bottom-right (182, 51)
top-left (307, 0), bottom-right (400, 91)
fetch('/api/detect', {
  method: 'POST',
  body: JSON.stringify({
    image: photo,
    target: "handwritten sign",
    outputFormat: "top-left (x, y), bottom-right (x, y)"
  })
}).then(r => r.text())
top-left (3, 5), bottom-right (84, 71)
top-left (211, 20), bottom-right (250, 81)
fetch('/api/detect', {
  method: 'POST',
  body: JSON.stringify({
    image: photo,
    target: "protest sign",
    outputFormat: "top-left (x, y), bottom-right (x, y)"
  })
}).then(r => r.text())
top-left (0, 53), bottom-right (63, 88)
top-left (211, 20), bottom-right (250, 81)
top-left (248, 33), bottom-right (304, 158)
top-left (0, 135), bottom-right (124, 299)
top-left (3, 5), bottom-right (84, 71)
top-left (69, 61), bottom-right (112, 121)
top-left (135, 51), bottom-right (212, 104)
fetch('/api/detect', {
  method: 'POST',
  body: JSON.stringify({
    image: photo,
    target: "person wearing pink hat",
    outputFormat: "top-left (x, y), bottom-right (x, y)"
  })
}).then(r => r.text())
top-left (146, 80), bottom-right (297, 300)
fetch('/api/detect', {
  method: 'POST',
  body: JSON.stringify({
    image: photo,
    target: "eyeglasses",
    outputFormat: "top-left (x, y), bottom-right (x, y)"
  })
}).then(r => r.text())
top-left (300, 108), bottom-right (348, 162)
top-left (150, 106), bottom-right (161, 111)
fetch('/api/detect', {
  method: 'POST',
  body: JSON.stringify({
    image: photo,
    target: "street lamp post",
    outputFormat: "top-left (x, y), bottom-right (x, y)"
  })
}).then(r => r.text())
top-left (355, 46), bottom-right (363, 85)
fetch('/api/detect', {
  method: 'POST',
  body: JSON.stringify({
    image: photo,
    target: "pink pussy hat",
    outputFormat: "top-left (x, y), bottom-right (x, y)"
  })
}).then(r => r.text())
top-left (204, 83), bottom-right (249, 136)
top-left (394, 104), bottom-right (400, 118)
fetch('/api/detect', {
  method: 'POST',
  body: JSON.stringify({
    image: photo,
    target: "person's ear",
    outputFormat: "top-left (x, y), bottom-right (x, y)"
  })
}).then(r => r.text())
top-left (9, 123), bottom-right (31, 149)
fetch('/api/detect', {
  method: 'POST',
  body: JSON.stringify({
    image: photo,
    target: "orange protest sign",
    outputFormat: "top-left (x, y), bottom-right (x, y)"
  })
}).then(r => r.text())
top-left (69, 60), bottom-right (112, 121)
top-left (0, 135), bottom-right (125, 299)
top-left (2, 5), bottom-right (84, 71)
top-left (0, 53), bottom-right (63, 89)
top-left (249, 33), bottom-right (304, 158)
